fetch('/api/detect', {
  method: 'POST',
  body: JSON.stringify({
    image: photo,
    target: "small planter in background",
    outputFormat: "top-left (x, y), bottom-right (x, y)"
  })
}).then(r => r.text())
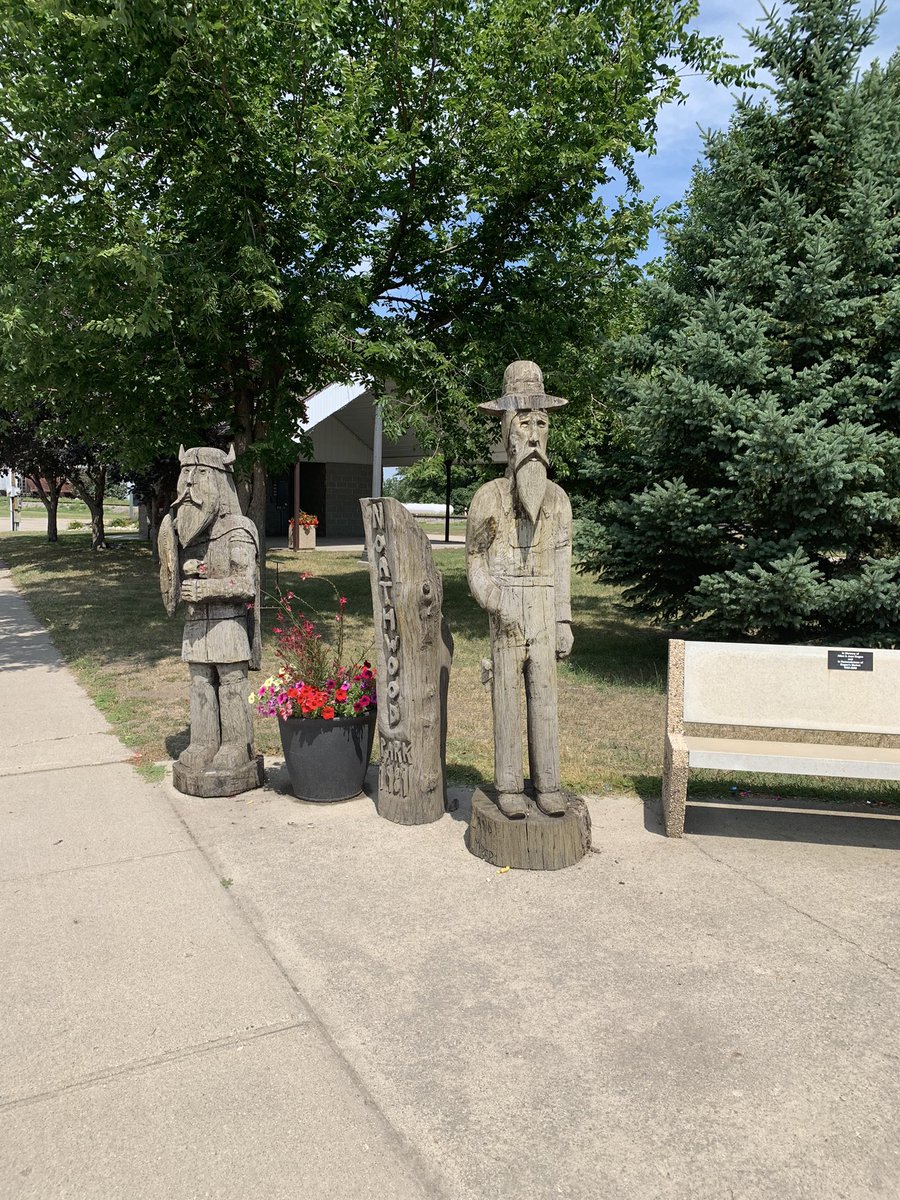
top-left (289, 514), bottom-right (318, 550)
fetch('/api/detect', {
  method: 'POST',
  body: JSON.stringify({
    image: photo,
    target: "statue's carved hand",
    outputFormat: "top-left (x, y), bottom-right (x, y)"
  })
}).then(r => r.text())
top-left (556, 622), bottom-right (574, 660)
top-left (181, 579), bottom-right (206, 603)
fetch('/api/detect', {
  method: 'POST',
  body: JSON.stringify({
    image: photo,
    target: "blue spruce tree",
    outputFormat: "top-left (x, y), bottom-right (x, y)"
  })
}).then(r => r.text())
top-left (581, 0), bottom-right (900, 643)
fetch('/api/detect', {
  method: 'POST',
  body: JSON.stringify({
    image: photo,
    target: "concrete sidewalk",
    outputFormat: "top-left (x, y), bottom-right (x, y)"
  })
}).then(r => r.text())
top-left (2, 564), bottom-right (900, 1199)
top-left (0, 567), bottom-right (439, 1200)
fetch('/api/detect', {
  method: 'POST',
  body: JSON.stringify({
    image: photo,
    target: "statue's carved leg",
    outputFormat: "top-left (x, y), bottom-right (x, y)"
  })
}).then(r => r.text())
top-left (179, 663), bottom-right (219, 769)
top-left (212, 661), bottom-right (253, 770)
top-left (526, 640), bottom-right (566, 816)
top-left (491, 632), bottom-right (529, 818)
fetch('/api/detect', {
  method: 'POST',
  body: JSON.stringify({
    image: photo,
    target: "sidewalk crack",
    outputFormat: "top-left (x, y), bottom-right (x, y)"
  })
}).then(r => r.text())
top-left (688, 838), bottom-right (900, 980)
top-left (0, 1020), bottom-right (308, 1113)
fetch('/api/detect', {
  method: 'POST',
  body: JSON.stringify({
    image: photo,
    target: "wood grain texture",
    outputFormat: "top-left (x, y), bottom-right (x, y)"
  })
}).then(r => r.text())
top-left (361, 497), bottom-right (453, 825)
top-left (173, 756), bottom-right (264, 798)
top-left (466, 788), bottom-right (591, 870)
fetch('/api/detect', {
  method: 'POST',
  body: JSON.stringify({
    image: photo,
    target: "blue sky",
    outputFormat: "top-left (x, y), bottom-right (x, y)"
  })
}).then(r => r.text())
top-left (635, 0), bottom-right (900, 260)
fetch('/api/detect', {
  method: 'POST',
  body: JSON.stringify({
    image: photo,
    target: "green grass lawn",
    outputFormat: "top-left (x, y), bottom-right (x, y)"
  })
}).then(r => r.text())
top-left (19, 498), bottom-right (134, 524)
top-left (2, 530), bottom-right (899, 803)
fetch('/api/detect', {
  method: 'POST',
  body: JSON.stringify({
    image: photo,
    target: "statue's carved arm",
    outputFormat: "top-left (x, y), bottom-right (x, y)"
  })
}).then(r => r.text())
top-left (555, 491), bottom-right (574, 660)
top-left (180, 537), bottom-right (257, 604)
top-left (466, 487), bottom-right (524, 638)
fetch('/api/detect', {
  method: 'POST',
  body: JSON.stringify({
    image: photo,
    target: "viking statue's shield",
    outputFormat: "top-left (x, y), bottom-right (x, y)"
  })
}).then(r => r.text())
top-left (158, 513), bottom-right (180, 617)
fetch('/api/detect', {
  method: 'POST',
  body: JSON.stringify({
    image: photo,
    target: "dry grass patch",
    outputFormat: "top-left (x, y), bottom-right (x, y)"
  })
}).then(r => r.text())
top-left (2, 531), bottom-right (899, 804)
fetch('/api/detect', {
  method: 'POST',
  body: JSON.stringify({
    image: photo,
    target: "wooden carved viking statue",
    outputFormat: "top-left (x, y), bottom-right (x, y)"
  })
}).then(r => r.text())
top-left (466, 361), bottom-right (573, 820)
top-left (158, 445), bottom-right (262, 796)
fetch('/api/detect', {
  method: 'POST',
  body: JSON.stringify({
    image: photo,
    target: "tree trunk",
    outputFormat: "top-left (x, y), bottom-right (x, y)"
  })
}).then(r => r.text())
top-left (27, 473), bottom-right (64, 543)
top-left (46, 489), bottom-right (60, 542)
top-left (71, 466), bottom-right (109, 550)
top-left (467, 788), bottom-right (591, 870)
top-left (148, 476), bottom-right (176, 563)
top-left (232, 391), bottom-right (268, 587)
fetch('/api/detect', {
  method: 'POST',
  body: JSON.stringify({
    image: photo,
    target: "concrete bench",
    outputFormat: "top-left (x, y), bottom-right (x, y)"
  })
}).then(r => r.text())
top-left (662, 639), bottom-right (900, 837)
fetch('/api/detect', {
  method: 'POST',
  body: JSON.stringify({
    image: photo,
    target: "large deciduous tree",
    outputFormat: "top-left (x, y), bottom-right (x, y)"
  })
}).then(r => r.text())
top-left (578, 0), bottom-right (900, 644)
top-left (0, 0), bottom-right (739, 550)
top-left (0, 408), bottom-right (77, 541)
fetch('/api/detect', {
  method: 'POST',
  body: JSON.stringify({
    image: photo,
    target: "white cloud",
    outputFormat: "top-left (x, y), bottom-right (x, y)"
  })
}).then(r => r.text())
top-left (637, 0), bottom-right (900, 220)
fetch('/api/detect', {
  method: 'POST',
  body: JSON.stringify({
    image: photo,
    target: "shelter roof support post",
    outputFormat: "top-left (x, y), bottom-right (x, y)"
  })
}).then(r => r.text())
top-left (292, 457), bottom-right (301, 550)
top-left (371, 407), bottom-right (383, 499)
top-left (444, 456), bottom-right (453, 543)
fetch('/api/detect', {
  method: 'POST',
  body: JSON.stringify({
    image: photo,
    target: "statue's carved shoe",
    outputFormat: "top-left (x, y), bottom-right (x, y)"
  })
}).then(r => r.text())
top-left (177, 743), bottom-right (217, 771)
top-left (496, 791), bottom-right (529, 819)
top-left (535, 790), bottom-right (567, 816)
top-left (211, 743), bottom-right (252, 771)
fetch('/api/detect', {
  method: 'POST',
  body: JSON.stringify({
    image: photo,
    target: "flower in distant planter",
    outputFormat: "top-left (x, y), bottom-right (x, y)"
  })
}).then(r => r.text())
top-left (288, 513), bottom-right (319, 537)
top-left (248, 579), bottom-right (376, 721)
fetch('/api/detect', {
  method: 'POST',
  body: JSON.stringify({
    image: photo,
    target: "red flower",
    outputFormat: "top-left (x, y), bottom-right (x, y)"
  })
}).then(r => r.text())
top-left (322, 706), bottom-right (335, 720)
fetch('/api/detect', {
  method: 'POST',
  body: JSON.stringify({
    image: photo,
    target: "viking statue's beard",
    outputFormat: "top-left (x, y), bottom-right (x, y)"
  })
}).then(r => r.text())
top-left (174, 496), bottom-right (217, 547)
top-left (513, 454), bottom-right (548, 523)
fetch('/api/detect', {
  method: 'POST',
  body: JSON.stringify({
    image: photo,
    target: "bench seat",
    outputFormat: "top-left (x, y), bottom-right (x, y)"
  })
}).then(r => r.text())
top-left (684, 736), bottom-right (900, 780)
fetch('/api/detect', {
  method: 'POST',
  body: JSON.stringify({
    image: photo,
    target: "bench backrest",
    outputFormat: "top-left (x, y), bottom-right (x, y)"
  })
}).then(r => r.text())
top-left (669, 639), bottom-right (900, 735)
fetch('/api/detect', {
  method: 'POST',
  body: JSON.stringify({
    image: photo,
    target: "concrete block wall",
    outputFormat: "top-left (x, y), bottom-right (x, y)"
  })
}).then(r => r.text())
top-left (324, 463), bottom-right (371, 538)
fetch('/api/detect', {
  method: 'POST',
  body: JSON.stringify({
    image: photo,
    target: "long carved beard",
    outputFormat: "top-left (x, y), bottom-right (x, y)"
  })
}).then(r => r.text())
top-left (174, 498), bottom-right (216, 547)
top-left (513, 456), bottom-right (548, 524)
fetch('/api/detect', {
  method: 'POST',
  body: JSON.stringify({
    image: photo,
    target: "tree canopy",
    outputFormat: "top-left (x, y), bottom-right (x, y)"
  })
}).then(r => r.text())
top-left (0, 0), bottom-right (740, 535)
top-left (577, 0), bottom-right (900, 644)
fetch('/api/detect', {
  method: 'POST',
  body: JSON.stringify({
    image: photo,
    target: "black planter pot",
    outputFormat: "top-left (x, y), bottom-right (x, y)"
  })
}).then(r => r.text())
top-left (278, 714), bottom-right (376, 802)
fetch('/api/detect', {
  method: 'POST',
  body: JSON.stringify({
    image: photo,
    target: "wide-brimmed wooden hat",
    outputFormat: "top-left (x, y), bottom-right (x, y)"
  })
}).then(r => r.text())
top-left (477, 359), bottom-right (567, 413)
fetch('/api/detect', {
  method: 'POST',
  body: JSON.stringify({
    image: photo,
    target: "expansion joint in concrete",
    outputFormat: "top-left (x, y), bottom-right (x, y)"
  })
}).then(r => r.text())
top-left (0, 757), bottom-right (132, 779)
top-left (0, 1019), bottom-right (308, 1114)
top-left (0, 844), bottom-right (200, 885)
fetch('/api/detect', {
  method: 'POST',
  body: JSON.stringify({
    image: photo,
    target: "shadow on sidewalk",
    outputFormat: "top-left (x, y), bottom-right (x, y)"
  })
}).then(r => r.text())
top-left (641, 788), bottom-right (900, 849)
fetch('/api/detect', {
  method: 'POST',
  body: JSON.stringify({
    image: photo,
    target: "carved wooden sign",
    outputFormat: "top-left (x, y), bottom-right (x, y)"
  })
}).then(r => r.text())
top-left (361, 497), bottom-right (453, 824)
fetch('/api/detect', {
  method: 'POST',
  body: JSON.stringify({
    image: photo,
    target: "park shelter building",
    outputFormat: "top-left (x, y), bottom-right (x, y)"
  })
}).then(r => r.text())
top-left (265, 382), bottom-right (425, 539)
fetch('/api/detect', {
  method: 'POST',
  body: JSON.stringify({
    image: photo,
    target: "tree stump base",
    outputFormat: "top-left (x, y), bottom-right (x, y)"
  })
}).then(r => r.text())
top-left (466, 787), bottom-right (591, 871)
top-left (173, 756), bottom-right (264, 798)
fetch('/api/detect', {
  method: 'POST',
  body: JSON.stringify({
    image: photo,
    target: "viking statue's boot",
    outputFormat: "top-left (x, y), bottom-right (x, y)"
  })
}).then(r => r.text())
top-left (535, 790), bottom-right (567, 816)
top-left (179, 664), bottom-right (219, 769)
top-left (212, 663), bottom-right (253, 770)
top-left (496, 791), bottom-right (529, 819)
top-left (178, 743), bottom-right (218, 770)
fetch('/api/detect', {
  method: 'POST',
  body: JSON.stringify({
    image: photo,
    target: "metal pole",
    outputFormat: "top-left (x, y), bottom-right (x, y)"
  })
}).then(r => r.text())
top-left (371, 407), bottom-right (383, 499)
top-left (444, 457), bottom-right (452, 543)
top-left (292, 457), bottom-right (301, 550)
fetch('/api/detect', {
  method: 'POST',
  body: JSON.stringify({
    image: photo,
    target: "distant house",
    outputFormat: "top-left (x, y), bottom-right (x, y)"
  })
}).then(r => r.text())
top-left (22, 477), bottom-right (76, 499)
top-left (266, 383), bottom-right (425, 539)
top-left (1, 468), bottom-right (76, 498)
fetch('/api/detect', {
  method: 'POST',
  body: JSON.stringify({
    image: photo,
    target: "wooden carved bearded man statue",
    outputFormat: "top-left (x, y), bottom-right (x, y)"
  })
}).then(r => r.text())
top-left (466, 361), bottom-right (573, 819)
top-left (158, 445), bottom-right (262, 796)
